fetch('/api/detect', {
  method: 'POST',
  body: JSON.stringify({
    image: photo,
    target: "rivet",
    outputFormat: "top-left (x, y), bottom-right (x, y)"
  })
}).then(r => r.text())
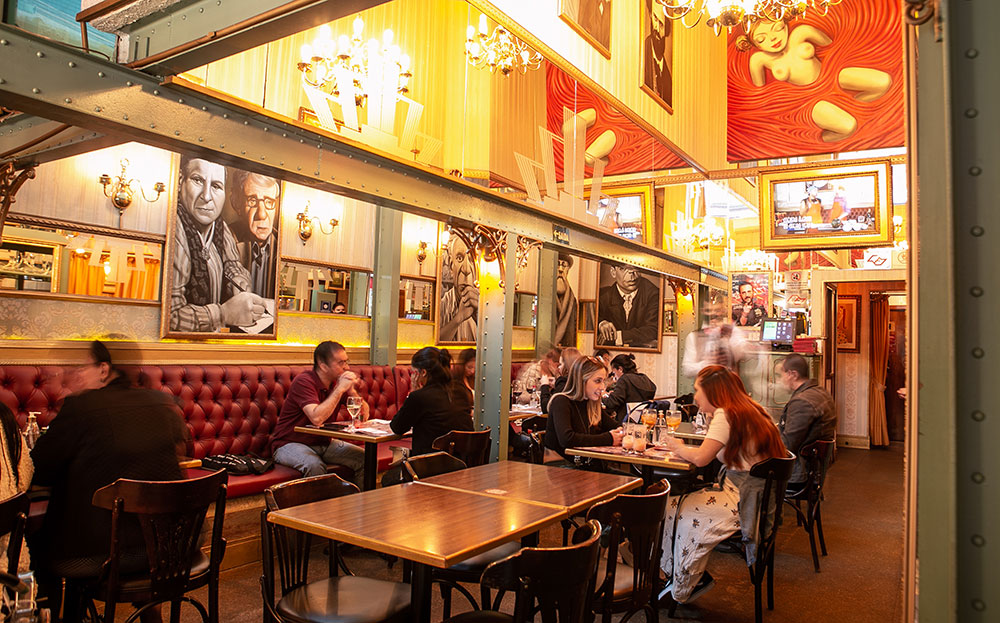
top-left (966, 48), bottom-right (979, 59)
top-left (178, 98), bottom-right (184, 104)
top-left (972, 599), bottom-right (986, 612)
top-left (31, 87), bottom-right (39, 93)
top-left (972, 410), bottom-right (986, 422)
top-left (972, 226), bottom-right (985, 237)
top-left (0, 78), bottom-right (7, 84)
top-left (971, 286), bottom-right (984, 297)
top-left (282, 133), bottom-right (287, 138)
top-left (972, 472), bottom-right (985, 484)
top-left (0, 40), bottom-right (7, 45)
top-left (94, 106), bottom-right (102, 112)
top-left (122, 114), bottom-right (128, 120)
top-left (361, 184), bottom-right (366, 188)
top-left (174, 130), bottom-right (181, 135)
top-left (201, 106), bottom-right (207, 111)
top-left (126, 81), bottom-right (133, 87)
top-left (965, 108), bottom-right (978, 118)
top-left (315, 171), bottom-right (320, 175)
top-left (972, 534), bottom-right (986, 547)
top-left (243, 121), bottom-right (249, 125)
top-left (280, 161), bottom-right (284, 166)
top-left (297, 166), bottom-right (302, 171)
top-left (150, 123), bottom-right (156, 128)
top-left (222, 113), bottom-right (229, 119)
top-left (263, 127), bottom-right (269, 132)
top-left (198, 137), bottom-right (203, 142)
top-left (182, 14), bottom-right (187, 19)
top-left (241, 150), bottom-right (246, 155)
top-left (261, 155), bottom-right (266, 160)
top-left (97, 71), bottom-right (105, 77)
top-left (64, 98), bottom-right (72, 103)
top-left (970, 166), bottom-right (983, 176)
top-left (199, 6), bottom-right (204, 11)
top-left (220, 144), bottom-right (225, 149)
top-left (299, 139), bottom-right (305, 143)
top-left (68, 61), bottom-right (76, 67)
top-left (35, 51), bottom-right (43, 58)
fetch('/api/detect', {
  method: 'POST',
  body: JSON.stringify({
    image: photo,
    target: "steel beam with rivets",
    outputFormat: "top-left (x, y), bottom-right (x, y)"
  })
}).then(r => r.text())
top-left (0, 24), bottom-right (705, 280)
top-left (0, 114), bottom-right (123, 166)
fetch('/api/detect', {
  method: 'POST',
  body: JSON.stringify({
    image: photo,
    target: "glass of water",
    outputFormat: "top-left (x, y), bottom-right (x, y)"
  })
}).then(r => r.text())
top-left (347, 396), bottom-right (364, 430)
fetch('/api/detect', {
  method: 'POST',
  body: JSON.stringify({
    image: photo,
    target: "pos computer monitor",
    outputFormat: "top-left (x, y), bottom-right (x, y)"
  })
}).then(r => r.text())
top-left (761, 318), bottom-right (796, 349)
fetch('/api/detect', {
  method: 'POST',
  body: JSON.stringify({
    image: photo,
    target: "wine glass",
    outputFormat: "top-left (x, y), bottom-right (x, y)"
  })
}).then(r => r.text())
top-left (511, 380), bottom-right (524, 405)
top-left (641, 408), bottom-right (657, 429)
top-left (525, 381), bottom-right (537, 408)
top-left (666, 410), bottom-right (682, 436)
top-left (347, 396), bottom-right (363, 430)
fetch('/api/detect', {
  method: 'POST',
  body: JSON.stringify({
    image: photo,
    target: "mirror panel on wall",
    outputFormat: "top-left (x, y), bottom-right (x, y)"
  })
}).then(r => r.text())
top-left (278, 259), bottom-right (372, 316)
top-left (400, 277), bottom-right (435, 320)
top-left (0, 224), bottom-right (163, 301)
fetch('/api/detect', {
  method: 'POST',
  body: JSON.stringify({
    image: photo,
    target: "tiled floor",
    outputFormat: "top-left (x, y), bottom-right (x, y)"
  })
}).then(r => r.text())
top-left (134, 444), bottom-right (906, 622)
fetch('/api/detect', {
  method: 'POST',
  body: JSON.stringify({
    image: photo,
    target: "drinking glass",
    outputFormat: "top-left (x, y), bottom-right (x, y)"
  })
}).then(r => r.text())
top-left (621, 422), bottom-right (635, 454)
top-left (633, 424), bottom-right (648, 453)
top-left (641, 408), bottom-right (657, 429)
top-left (347, 396), bottom-right (364, 430)
top-left (666, 410), bottom-right (682, 436)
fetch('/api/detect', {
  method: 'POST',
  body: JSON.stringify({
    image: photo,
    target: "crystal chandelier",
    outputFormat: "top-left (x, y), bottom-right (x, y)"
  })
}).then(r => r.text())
top-left (656, 0), bottom-right (843, 32)
top-left (465, 14), bottom-right (543, 76)
top-left (298, 16), bottom-right (412, 107)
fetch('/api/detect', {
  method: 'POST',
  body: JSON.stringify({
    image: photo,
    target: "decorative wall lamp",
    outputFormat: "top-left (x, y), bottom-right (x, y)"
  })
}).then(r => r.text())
top-left (465, 14), bottom-right (543, 76)
top-left (296, 202), bottom-right (339, 242)
top-left (416, 240), bottom-right (429, 265)
top-left (657, 0), bottom-right (842, 32)
top-left (98, 158), bottom-right (165, 226)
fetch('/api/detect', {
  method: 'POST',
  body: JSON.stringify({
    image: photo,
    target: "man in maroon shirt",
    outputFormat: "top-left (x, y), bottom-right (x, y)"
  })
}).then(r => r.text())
top-left (272, 341), bottom-right (368, 486)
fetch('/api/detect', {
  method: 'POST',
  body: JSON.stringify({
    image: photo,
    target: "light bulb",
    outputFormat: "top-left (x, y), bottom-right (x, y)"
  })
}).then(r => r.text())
top-left (318, 24), bottom-right (332, 42)
top-left (300, 43), bottom-right (313, 63)
top-left (353, 15), bottom-right (364, 35)
top-left (400, 53), bottom-right (411, 72)
top-left (383, 29), bottom-right (394, 46)
top-left (338, 34), bottom-right (350, 55)
top-left (466, 24), bottom-right (475, 40)
top-left (479, 14), bottom-right (488, 35)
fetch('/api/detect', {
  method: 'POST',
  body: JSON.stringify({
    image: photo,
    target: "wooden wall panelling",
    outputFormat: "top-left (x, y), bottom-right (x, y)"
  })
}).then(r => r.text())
top-left (488, 57), bottom-right (547, 186)
top-left (11, 142), bottom-right (175, 234)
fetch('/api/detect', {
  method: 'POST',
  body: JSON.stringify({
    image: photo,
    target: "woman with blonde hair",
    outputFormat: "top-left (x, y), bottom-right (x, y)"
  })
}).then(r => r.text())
top-left (544, 357), bottom-right (623, 461)
top-left (658, 365), bottom-right (786, 604)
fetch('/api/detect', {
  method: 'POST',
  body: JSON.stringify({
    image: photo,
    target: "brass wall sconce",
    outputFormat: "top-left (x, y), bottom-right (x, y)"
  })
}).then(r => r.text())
top-left (416, 241), bottom-right (428, 265)
top-left (98, 158), bottom-right (165, 226)
top-left (296, 201), bottom-right (339, 242)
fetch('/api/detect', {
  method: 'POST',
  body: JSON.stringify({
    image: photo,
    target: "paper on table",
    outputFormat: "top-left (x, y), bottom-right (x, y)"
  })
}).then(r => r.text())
top-left (238, 299), bottom-right (276, 335)
top-left (356, 427), bottom-right (395, 437)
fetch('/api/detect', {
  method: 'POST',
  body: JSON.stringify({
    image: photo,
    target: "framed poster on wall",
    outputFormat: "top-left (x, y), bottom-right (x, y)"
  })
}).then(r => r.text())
top-left (559, 0), bottom-right (612, 58)
top-left (836, 294), bottom-right (862, 352)
top-left (730, 272), bottom-right (772, 329)
top-left (162, 155), bottom-right (280, 339)
top-left (595, 262), bottom-right (663, 352)
top-left (640, 0), bottom-right (673, 112)
top-left (585, 183), bottom-right (653, 245)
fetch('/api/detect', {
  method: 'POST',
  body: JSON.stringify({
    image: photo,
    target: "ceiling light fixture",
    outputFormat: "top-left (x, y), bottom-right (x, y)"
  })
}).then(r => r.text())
top-left (465, 14), bottom-right (543, 76)
top-left (656, 0), bottom-right (842, 33)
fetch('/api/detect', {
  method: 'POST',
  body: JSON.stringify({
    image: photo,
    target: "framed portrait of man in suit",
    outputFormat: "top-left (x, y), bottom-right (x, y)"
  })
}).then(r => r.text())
top-left (640, 0), bottom-right (673, 112)
top-left (595, 262), bottom-right (663, 352)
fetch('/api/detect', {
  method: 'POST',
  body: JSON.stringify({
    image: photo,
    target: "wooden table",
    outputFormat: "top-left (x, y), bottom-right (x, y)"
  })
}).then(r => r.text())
top-left (566, 445), bottom-right (693, 487)
top-left (267, 462), bottom-right (640, 623)
top-left (295, 421), bottom-right (402, 491)
top-left (508, 408), bottom-right (545, 423)
top-left (673, 421), bottom-right (708, 442)
top-left (416, 460), bottom-right (640, 515)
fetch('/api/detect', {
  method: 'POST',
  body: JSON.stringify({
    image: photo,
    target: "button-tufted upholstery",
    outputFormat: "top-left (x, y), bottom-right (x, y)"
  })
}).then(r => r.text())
top-left (0, 360), bottom-right (529, 498)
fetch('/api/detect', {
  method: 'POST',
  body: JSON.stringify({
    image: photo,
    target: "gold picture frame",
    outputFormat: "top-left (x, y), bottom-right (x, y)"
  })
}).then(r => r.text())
top-left (836, 295), bottom-right (862, 352)
top-left (759, 160), bottom-right (893, 251)
top-left (584, 183), bottom-right (654, 245)
top-left (730, 272), bottom-right (773, 329)
top-left (559, 0), bottom-right (612, 59)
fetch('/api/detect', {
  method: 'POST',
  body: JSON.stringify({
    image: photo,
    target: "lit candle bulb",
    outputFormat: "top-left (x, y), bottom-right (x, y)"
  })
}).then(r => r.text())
top-left (300, 43), bottom-right (313, 63)
top-left (353, 15), bottom-right (365, 35)
top-left (318, 24), bottom-right (332, 42)
top-left (479, 14), bottom-right (488, 35)
top-left (466, 24), bottom-right (475, 40)
top-left (338, 34), bottom-right (349, 55)
top-left (383, 28), bottom-right (394, 46)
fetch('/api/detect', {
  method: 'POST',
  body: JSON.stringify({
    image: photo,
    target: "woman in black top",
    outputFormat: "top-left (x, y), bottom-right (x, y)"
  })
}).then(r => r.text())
top-left (545, 356), bottom-right (623, 460)
top-left (452, 348), bottom-right (476, 417)
top-left (604, 353), bottom-right (657, 423)
top-left (391, 347), bottom-right (474, 455)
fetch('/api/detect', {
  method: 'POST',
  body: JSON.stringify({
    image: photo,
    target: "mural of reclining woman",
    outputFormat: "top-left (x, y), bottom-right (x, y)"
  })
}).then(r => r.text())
top-left (737, 18), bottom-right (891, 142)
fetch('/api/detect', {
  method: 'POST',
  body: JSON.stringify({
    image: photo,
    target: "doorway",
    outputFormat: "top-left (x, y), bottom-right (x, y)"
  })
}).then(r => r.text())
top-left (885, 302), bottom-right (907, 442)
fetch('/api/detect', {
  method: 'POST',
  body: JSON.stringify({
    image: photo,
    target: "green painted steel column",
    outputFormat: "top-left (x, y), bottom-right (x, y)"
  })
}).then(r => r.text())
top-left (476, 234), bottom-right (516, 461)
top-left (348, 271), bottom-right (369, 316)
top-left (535, 247), bottom-right (559, 357)
top-left (370, 206), bottom-right (402, 366)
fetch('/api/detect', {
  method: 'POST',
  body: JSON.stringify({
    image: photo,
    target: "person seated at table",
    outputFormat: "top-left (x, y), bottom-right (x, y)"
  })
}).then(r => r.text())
top-left (29, 340), bottom-right (189, 622)
top-left (391, 347), bottom-right (474, 455)
top-left (452, 347), bottom-right (476, 417)
top-left (513, 347), bottom-right (560, 405)
top-left (271, 340), bottom-right (367, 487)
top-left (545, 357), bottom-right (623, 461)
top-left (658, 365), bottom-right (786, 605)
top-left (540, 347), bottom-right (582, 414)
top-left (0, 402), bottom-right (32, 572)
top-left (603, 353), bottom-right (656, 424)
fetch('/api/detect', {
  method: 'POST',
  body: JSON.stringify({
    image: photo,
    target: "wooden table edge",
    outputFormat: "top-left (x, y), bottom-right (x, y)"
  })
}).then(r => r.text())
top-left (294, 425), bottom-right (402, 444)
top-left (266, 505), bottom-right (566, 568)
top-left (565, 447), bottom-right (694, 472)
top-left (412, 480), bottom-right (571, 511)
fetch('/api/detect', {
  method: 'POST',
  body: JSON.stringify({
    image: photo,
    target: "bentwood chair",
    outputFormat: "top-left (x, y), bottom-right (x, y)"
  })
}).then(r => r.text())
top-left (89, 469), bottom-right (228, 623)
top-left (432, 428), bottom-right (492, 467)
top-left (265, 473), bottom-right (361, 577)
top-left (443, 520), bottom-right (603, 623)
top-left (784, 440), bottom-right (835, 572)
top-left (586, 480), bottom-right (670, 623)
top-left (261, 473), bottom-right (411, 623)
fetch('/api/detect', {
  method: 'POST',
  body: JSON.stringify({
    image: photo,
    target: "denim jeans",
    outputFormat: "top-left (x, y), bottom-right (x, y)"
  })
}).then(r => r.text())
top-left (274, 440), bottom-right (365, 488)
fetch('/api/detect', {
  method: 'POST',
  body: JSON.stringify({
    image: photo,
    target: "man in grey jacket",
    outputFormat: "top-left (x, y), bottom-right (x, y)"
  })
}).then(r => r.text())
top-left (777, 354), bottom-right (837, 486)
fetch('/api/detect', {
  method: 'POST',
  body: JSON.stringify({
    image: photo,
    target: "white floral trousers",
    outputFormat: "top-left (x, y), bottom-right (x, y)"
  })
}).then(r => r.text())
top-left (659, 477), bottom-right (742, 602)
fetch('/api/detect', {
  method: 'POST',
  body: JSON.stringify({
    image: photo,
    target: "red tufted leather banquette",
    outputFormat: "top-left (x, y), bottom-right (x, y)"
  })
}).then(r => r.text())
top-left (0, 361), bottom-right (527, 498)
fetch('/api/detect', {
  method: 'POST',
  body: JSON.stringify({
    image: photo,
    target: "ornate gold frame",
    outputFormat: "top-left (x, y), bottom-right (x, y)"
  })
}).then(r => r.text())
top-left (558, 0), bottom-right (612, 59)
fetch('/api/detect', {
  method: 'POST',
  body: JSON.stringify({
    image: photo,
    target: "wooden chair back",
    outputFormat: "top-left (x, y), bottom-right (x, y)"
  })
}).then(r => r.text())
top-left (403, 451), bottom-right (468, 481)
top-left (0, 492), bottom-right (29, 579)
top-left (431, 429), bottom-right (492, 467)
top-left (265, 473), bottom-right (360, 511)
top-left (481, 520), bottom-right (602, 623)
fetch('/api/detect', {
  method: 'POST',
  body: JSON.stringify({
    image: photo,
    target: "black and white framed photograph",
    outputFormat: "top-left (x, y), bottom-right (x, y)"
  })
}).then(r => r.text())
top-left (641, 0), bottom-right (673, 112)
top-left (162, 155), bottom-right (280, 339)
top-left (560, 0), bottom-right (612, 58)
top-left (595, 262), bottom-right (663, 352)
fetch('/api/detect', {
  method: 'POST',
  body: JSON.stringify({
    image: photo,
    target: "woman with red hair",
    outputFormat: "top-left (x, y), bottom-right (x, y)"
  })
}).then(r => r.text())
top-left (658, 365), bottom-right (786, 604)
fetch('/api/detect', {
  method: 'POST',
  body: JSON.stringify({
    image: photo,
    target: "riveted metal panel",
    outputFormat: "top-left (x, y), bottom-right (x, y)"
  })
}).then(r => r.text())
top-left (476, 234), bottom-right (515, 462)
top-left (534, 247), bottom-right (558, 357)
top-left (948, 0), bottom-right (1000, 620)
top-left (0, 24), bottom-right (704, 281)
top-left (370, 206), bottom-right (402, 366)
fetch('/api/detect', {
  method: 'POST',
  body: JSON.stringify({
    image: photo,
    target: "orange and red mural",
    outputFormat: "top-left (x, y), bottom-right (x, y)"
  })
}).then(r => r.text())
top-left (726, 0), bottom-right (904, 162)
top-left (546, 64), bottom-right (684, 178)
